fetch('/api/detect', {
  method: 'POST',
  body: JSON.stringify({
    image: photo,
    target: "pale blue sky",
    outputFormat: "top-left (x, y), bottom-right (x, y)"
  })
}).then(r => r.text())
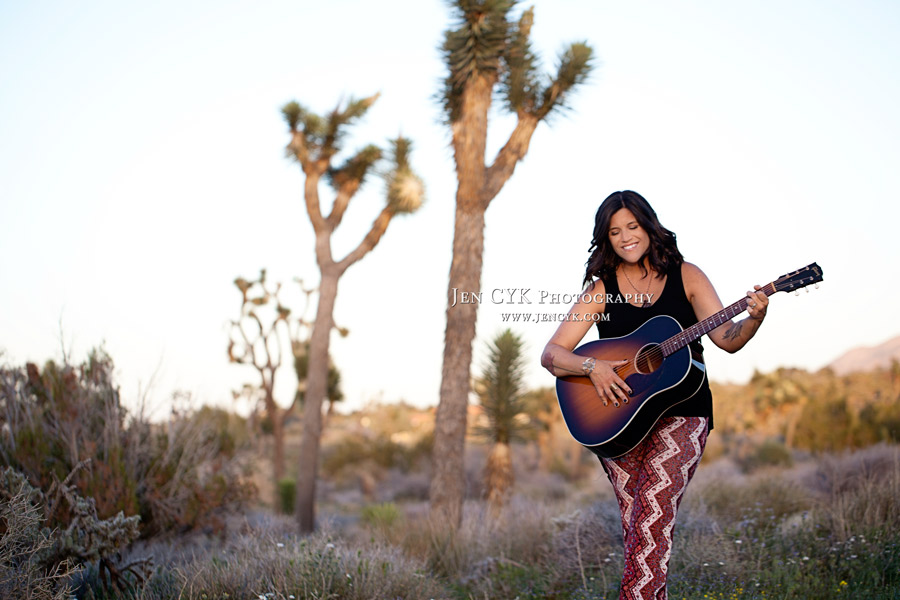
top-left (2, 1), bottom-right (898, 417)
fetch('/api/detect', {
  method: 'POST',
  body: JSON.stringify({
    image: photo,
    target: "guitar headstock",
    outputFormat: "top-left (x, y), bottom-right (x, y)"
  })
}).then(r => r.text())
top-left (774, 262), bottom-right (824, 293)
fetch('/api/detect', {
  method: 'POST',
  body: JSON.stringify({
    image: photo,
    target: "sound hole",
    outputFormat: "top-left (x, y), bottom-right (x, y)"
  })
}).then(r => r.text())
top-left (634, 344), bottom-right (663, 374)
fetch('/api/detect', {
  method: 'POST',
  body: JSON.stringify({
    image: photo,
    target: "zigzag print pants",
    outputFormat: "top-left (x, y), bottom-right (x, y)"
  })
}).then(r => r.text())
top-left (600, 416), bottom-right (709, 600)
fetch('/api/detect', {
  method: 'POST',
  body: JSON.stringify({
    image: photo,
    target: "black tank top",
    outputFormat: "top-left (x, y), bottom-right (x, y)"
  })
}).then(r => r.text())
top-left (597, 263), bottom-right (714, 429)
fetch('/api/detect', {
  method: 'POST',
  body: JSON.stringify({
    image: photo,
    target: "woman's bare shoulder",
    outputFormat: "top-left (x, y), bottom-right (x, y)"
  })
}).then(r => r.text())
top-left (681, 261), bottom-right (719, 304)
top-left (681, 261), bottom-right (711, 283)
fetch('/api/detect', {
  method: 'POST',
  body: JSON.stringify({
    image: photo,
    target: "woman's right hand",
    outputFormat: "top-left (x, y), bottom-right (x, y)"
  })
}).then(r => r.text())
top-left (589, 359), bottom-right (632, 406)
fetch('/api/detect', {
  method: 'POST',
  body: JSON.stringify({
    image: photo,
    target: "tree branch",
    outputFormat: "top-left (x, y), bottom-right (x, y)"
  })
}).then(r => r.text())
top-left (482, 112), bottom-right (539, 206)
top-left (287, 130), bottom-right (310, 167)
top-left (304, 170), bottom-right (328, 233)
top-left (336, 205), bottom-right (394, 273)
top-left (270, 318), bottom-right (284, 371)
top-left (326, 181), bottom-right (361, 230)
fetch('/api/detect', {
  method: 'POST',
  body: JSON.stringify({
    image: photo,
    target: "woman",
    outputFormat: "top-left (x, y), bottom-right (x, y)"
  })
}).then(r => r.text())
top-left (540, 190), bottom-right (768, 600)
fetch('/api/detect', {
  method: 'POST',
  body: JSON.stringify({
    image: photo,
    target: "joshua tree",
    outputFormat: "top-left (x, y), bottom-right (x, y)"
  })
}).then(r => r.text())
top-left (282, 95), bottom-right (425, 532)
top-left (228, 269), bottom-right (298, 489)
top-left (473, 329), bottom-right (531, 514)
top-left (430, 0), bottom-right (594, 527)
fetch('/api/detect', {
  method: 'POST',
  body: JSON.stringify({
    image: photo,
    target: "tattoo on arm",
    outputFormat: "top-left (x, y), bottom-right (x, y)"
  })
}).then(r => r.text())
top-left (723, 322), bottom-right (743, 341)
top-left (541, 351), bottom-right (556, 376)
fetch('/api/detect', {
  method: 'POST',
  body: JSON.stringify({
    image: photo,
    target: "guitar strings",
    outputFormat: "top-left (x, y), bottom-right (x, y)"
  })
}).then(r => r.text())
top-left (594, 274), bottom-right (818, 392)
top-left (607, 294), bottom-right (754, 380)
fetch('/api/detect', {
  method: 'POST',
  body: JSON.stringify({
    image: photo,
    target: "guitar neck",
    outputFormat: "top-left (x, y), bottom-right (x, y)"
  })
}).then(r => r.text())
top-left (661, 282), bottom-right (777, 357)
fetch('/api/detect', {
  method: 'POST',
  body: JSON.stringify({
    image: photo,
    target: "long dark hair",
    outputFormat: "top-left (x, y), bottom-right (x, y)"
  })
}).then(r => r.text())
top-left (583, 190), bottom-right (683, 287)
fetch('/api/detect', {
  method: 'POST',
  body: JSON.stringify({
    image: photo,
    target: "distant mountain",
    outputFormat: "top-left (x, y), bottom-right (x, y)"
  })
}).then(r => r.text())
top-left (828, 334), bottom-right (900, 375)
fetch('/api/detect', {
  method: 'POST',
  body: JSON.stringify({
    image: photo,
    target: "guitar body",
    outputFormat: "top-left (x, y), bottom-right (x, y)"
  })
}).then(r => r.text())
top-left (556, 315), bottom-right (707, 459)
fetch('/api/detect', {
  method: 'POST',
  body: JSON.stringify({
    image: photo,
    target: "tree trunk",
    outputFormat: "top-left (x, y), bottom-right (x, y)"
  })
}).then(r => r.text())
top-left (484, 442), bottom-right (513, 516)
top-left (295, 270), bottom-right (339, 533)
top-left (271, 397), bottom-right (285, 483)
top-left (429, 73), bottom-right (494, 529)
top-left (262, 382), bottom-right (286, 503)
top-left (429, 206), bottom-right (486, 528)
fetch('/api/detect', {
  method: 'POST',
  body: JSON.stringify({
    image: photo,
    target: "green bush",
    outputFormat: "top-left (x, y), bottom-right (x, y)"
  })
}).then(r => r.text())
top-left (360, 502), bottom-right (402, 530)
top-left (321, 432), bottom-right (432, 477)
top-left (278, 477), bottom-right (296, 515)
top-left (740, 439), bottom-right (793, 472)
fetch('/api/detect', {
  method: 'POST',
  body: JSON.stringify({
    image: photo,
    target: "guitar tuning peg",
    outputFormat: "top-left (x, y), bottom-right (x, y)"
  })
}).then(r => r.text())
top-left (815, 283), bottom-right (819, 289)
top-left (794, 290), bottom-right (799, 296)
top-left (805, 288), bottom-right (809, 293)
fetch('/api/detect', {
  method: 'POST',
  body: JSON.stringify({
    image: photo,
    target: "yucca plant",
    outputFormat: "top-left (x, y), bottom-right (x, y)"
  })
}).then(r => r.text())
top-left (473, 329), bottom-right (531, 514)
top-left (431, 0), bottom-right (594, 528)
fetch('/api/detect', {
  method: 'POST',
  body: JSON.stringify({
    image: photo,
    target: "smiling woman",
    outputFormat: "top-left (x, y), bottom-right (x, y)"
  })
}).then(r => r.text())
top-left (541, 189), bottom-right (770, 599)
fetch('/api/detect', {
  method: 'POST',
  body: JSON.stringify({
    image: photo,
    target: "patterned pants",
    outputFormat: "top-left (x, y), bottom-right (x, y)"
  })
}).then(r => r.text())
top-left (600, 416), bottom-right (709, 600)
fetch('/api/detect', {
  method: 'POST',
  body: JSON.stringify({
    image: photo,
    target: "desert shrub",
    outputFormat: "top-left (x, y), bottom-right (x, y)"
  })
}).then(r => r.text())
top-left (381, 469), bottom-right (430, 502)
top-left (794, 397), bottom-right (854, 452)
top-left (809, 444), bottom-right (900, 539)
top-left (188, 404), bottom-right (249, 458)
top-left (549, 502), bottom-right (622, 580)
top-left (321, 432), bottom-right (431, 478)
top-left (0, 349), bottom-right (254, 538)
top-left (277, 477), bottom-right (296, 515)
top-left (692, 467), bottom-right (811, 532)
top-left (739, 438), bottom-right (794, 472)
top-left (359, 501), bottom-right (401, 531)
top-left (0, 465), bottom-right (146, 598)
top-left (0, 474), bottom-right (76, 600)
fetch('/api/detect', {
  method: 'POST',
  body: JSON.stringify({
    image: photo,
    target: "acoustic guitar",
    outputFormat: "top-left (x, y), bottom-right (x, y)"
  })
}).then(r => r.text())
top-left (556, 262), bottom-right (823, 459)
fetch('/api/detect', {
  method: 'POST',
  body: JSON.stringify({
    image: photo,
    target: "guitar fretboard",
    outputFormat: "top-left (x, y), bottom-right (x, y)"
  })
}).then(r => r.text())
top-left (660, 282), bottom-right (776, 357)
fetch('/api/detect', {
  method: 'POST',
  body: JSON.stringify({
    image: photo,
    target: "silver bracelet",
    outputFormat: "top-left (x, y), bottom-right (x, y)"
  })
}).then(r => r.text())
top-left (582, 356), bottom-right (596, 375)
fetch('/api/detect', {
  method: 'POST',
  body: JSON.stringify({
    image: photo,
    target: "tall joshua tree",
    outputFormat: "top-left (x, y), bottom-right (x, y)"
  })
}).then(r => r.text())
top-left (282, 95), bottom-right (425, 532)
top-left (430, 0), bottom-right (594, 527)
top-left (473, 328), bottom-right (531, 515)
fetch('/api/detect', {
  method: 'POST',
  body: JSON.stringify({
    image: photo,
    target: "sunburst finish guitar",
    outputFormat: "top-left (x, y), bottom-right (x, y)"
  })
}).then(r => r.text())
top-left (556, 263), bottom-right (823, 459)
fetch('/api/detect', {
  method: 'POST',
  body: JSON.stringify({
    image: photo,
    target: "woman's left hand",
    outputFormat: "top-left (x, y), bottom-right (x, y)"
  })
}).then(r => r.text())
top-left (746, 285), bottom-right (768, 322)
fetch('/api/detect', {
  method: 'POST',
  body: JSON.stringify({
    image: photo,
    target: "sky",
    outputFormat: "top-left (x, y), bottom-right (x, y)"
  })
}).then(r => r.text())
top-left (2, 0), bottom-right (899, 419)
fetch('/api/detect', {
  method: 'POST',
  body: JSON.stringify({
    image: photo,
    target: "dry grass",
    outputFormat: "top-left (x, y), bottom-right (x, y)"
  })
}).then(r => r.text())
top-left (807, 443), bottom-right (900, 540)
top-left (132, 512), bottom-right (452, 600)
top-left (11, 442), bottom-right (892, 599)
